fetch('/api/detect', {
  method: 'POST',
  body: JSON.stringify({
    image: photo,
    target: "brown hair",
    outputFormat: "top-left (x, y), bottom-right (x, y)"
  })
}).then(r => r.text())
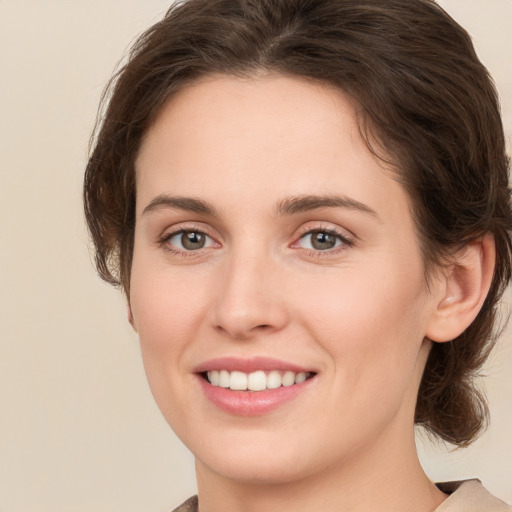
top-left (84, 0), bottom-right (512, 446)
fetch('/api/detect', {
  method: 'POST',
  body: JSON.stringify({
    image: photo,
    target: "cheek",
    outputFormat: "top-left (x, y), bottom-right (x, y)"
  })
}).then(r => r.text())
top-left (130, 250), bottom-right (210, 343)
top-left (300, 255), bottom-right (429, 385)
top-left (129, 254), bottom-right (211, 403)
top-left (307, 259), bottom-right (425, 332)
top-left (130, 279), bottom-right (205, 435)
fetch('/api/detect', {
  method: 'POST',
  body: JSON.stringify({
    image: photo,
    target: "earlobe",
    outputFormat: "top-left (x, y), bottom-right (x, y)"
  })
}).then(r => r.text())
top-left (425, 234), bottom-right (495, 343)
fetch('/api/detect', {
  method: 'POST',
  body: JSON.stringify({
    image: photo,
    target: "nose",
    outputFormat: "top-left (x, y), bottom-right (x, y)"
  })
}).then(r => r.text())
top-left (209, 250), bottom-right (290, 340)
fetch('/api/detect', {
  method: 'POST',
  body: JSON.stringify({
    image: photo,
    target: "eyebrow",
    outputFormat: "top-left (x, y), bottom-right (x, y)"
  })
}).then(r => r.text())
top-left (141, 195), bottom-right (217, 217)
top-left (141, 193), bottom-right (378, 219)
top-left (276, 194), bottom-right (378, 218)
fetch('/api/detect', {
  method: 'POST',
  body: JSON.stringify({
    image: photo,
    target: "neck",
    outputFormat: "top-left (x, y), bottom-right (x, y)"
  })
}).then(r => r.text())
top-left (195, 423), bottom-right (447, 512)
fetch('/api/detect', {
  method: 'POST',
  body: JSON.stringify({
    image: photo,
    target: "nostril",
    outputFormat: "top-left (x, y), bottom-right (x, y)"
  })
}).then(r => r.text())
top-left (213, 322), bottom-right (273, 339)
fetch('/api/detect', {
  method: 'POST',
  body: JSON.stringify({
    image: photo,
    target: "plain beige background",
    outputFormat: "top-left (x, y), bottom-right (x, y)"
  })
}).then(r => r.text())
top-left (0, 1), bottom-right (511, 511)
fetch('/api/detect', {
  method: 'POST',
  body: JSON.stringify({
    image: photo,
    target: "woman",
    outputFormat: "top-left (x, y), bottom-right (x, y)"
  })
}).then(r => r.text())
top-left (84, 0), bottom-right (512, 510)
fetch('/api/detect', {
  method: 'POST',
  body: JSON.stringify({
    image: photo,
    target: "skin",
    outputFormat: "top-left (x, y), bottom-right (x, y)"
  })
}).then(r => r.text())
top-left (129, 74), bottom-right (492, 512)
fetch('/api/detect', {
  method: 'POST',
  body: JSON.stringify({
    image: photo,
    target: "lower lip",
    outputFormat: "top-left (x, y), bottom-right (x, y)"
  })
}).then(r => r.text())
top-left (197, 375), bottom-right (315, 416)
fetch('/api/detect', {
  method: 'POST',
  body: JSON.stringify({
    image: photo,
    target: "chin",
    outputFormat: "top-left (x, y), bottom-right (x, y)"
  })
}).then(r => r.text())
top-left (197, 450), bottom-right (314, 486)
top-left (177, 423), bottom-right (319, 485)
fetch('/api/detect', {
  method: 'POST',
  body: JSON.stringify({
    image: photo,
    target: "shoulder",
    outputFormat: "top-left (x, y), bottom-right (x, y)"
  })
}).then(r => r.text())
top-left (435, 480), bottom-right (511, 512)
top-left (169, 495), bottom-right (198, 512)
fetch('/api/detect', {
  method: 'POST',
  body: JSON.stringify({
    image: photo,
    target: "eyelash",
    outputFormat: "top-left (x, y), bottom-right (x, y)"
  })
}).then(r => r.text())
top-left (157, 225), bottom-right (217, 257)
top-left (157, 224), bottom-right (354, 257)
top-left (293, 225), bottom-right (354, 257)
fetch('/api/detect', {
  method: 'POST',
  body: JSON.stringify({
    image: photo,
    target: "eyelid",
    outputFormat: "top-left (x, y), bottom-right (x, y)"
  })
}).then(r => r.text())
top-left (157, 223), bottom-right (221, 253)
top-left (290, 223), bottom-right (355, 252)
top-left (295, 222), bottom-right (355, 241)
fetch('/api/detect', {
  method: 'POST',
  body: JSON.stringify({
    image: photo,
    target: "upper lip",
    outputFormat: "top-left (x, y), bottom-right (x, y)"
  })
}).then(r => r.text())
top-left (193, 356), bottom-right (315, 374)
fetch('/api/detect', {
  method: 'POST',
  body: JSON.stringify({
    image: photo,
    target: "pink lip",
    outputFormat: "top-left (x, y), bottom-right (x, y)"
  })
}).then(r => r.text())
top-left (193, 357), bottom-right (317, 416)
top-left (193, 356), bottom-right (313, 374)
top-left (196, 376), bottom-right (316, 416)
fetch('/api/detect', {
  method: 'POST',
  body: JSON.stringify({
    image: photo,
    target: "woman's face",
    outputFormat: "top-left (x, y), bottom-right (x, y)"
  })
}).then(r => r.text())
top-left (130, 74), bottom-right (444, 484)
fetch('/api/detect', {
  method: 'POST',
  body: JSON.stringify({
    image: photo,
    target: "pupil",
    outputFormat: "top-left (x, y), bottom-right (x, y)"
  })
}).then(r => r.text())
top-left (312, 231), bottom-right (336, 250)
top-left (182, 231), bottom-right (205, 250)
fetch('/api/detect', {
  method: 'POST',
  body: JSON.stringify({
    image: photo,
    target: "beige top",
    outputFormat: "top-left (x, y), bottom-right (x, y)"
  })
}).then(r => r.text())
top-left (435, 480), bottom-right (511, 512)
top-left (171, 480), bottom-right (511, 512)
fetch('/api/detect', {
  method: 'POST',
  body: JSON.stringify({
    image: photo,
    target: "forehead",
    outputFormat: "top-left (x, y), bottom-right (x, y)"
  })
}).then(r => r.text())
top-left (137, 73), bottom-right (361, 174)
top-left (135, 73), bottom-right (410, 224)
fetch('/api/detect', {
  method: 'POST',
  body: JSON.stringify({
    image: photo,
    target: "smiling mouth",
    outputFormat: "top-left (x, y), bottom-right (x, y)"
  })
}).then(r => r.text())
top-left (202, 370), bottom-right (316, 392)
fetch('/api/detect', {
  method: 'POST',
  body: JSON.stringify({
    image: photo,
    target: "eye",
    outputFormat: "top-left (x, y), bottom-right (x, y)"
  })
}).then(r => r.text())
top-left (165, 230), bottom-right (216, 251)
top-left (297, 229), bottom-right (350, 251)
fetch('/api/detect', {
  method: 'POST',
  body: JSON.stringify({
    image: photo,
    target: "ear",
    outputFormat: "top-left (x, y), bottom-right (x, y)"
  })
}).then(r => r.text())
top-left (127, 302), bottom-right (138, 333)
top-left (425, 234), bottom-right (495, 343)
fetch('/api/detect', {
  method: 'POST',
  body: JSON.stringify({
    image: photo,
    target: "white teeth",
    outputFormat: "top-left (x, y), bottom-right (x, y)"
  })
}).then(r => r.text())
top-left (206, 369), bottom-right (312, 391)
top-left (219, 370), bottom-right (230, 388)
top-left (266, 370), bottom-right (282, 389)
top-left (247, 370), bottom-right (267, 391)
top-left (208, 370), bottom-right (219, 386)
top-left (295, 372), bottom-right (307, 384)
top-left (230, 371), bottom-right (248, 390)
top-left (282, 371), bottom-right (295, 387)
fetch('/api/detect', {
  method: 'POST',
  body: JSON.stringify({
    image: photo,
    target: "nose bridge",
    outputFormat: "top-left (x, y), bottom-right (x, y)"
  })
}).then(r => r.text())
top-left (210, 242), bottom-right (288, 339)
